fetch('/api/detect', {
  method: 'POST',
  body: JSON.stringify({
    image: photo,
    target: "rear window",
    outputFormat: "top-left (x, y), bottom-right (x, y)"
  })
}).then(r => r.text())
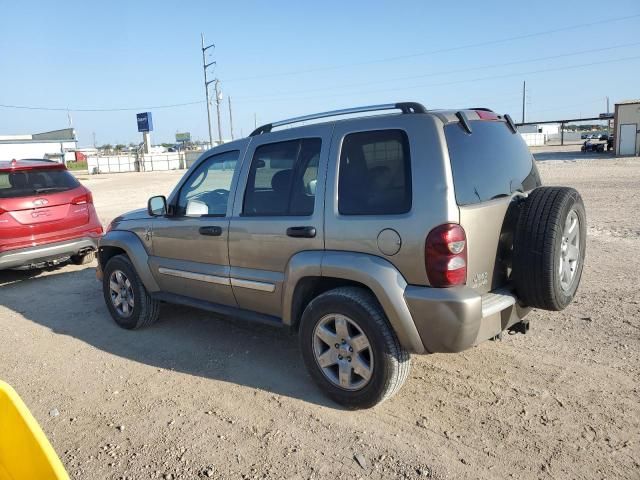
top-left (0, 168), bottom-right (80, 198)
top-left (445, 120), bottom-right (541, 205)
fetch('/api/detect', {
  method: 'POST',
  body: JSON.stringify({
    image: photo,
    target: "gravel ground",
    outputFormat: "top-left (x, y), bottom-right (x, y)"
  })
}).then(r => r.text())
top-left (1, 152), bottom-right (638, 479)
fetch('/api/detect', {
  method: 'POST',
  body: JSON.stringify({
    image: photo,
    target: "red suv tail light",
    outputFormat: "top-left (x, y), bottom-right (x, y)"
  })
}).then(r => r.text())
top-left (0, 207), bottom-right (6, 215)
top-left (425, 223), bottom-right (467, 287)
top-left (71, 192), bottom-right (93, 205)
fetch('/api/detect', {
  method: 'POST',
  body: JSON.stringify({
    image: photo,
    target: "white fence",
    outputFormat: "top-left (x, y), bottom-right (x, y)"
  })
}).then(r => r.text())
top-left (87, 154), bottom-right (137, 173)
top-left (519, 132), bottom-right (546, 147)
top-left (87, 151), bottom-right (203, 174)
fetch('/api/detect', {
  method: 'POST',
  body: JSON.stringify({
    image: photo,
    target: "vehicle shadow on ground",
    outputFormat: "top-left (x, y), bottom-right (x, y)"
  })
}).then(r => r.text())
top-left (0, 267), bottom-right (342, 409)
top-left (0, 264), bottom-right (71, 286)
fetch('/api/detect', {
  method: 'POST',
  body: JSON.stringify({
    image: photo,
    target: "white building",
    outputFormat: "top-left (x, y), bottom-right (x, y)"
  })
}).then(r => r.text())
top-left (614, 100), bottom-right (640, 156)
top-left (517, 123), bottom-right (560, 135)
top-left (0, 128), bottom-right (77, 162)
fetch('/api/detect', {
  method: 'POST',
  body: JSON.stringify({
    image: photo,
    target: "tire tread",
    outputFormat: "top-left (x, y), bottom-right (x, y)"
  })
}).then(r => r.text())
top-left (513, 186), bottom-right (585, 311)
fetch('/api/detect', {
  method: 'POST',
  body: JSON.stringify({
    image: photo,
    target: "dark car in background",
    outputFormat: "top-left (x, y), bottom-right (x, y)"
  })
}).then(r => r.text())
top-left (0, 159), bottom-right (102, 270)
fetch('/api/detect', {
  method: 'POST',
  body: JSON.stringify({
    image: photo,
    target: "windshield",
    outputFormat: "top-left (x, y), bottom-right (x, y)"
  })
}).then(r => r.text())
top-left (445, 120), bottom-right (541, 205)
top-left (0, 168), bottom-right (80, 198)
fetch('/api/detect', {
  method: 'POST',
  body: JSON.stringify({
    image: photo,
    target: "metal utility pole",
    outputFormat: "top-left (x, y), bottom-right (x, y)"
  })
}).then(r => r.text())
top-left (228, 96), bottom-right (235, 140)
top-left (214, 79), bottom-right (223, 144)
top-left (606, 96), bottom-right (611, 134)
top-left (254, 113), bottom-right (257, 129)
top-left (521, 81), bottom-right (526, 124)
top-left (201, 33), bottom-right (216, 148)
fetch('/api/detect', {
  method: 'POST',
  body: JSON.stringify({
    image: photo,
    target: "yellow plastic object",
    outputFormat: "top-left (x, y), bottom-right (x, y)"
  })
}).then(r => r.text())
top-left (0, 381), bottom-right (69, 480)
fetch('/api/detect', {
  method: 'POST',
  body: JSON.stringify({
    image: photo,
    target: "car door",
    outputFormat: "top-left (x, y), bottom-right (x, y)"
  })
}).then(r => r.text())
top-left (228, 125), bottom-right (331, 317)
top-left (148, 147), bottom-right (244, 306)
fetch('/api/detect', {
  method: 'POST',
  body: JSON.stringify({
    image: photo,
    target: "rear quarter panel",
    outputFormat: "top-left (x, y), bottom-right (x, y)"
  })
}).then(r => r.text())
top-left (324, 114), bottom-right (458, 286)
top-left (458, 197), bottom-right (518, 294)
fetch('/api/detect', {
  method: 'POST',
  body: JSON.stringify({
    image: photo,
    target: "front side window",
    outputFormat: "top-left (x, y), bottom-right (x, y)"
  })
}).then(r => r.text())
top-left (338, 129), bottom-right (412, 215)
top-left (243, 138), bottom-right (321, 216)
top-left (177, 150), bottom-right (239, 216)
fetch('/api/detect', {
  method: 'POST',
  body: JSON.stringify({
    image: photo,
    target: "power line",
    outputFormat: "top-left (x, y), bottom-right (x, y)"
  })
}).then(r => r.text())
top-left (526, 98), bottom-right (603, 114)
top-left (0, 100), bottom-right (204, 112)
top-left (3, 53), bottom-right (638, 114)
top-left (232, 55), bottom-right (640, 105)
top-left (225, 14), bottom-right (640, 82)
top-left (233, 41), bottom-right (640, 101)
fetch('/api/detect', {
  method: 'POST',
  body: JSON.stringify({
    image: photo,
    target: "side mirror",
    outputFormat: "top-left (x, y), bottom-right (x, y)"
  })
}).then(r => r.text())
top-left (148, 195), bottom-right (167, 216)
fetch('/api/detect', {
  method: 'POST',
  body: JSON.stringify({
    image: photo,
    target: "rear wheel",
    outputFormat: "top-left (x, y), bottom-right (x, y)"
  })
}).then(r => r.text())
top-left (102, 254), bottom-right (160, 329)
top-left (70, 250), bottom-right (95, 265)
top-left (299, 287), bottom-right (410, 409)
top-left (513, 187), bottom-right (586, 311)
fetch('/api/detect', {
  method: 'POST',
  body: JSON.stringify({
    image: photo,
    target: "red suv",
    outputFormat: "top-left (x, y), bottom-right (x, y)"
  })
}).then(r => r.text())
top-left (0, 159), bottom-right (102, 270)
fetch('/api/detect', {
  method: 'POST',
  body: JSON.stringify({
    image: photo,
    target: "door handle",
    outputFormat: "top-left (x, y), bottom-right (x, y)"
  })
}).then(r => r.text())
top-left (286, 226), bottom-right (316, 238)
top-left (199, 226), bottom-right (223, 236)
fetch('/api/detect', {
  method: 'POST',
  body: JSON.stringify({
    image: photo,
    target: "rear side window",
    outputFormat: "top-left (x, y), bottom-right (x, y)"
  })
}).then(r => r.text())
top-left (243, 138), bottom-right (321, 216)
top-left (338, 129), bottom-right (411, 215)
top-left (0, 168), bottom-right (80, 198)
top-left (445, 121), bottom-right (541, 205)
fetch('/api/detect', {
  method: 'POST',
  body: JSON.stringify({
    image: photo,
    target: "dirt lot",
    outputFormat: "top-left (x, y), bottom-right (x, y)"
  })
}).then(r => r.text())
top-left (1, 153), bottom-right (639, 479)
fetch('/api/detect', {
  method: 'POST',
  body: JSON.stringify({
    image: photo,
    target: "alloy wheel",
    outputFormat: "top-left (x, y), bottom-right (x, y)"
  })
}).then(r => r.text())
top-left (312, 314), bottom-right (374, 391)
top-left (559, 209), bottom-right (580, 292)
top-left (109, 270), bottom-right (135, 317)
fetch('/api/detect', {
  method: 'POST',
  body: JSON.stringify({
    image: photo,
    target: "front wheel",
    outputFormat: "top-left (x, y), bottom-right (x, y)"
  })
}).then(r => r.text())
top-left (299, 287), bottom-right (411, 409)
top-left (102, 254), bottom-right (160, 329)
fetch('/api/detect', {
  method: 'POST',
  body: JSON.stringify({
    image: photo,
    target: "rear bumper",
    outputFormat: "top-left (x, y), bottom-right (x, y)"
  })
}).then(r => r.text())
top-left (0, 237), bottom-right (98, 270)
top-left (404, 285), bottom-right (531, 353)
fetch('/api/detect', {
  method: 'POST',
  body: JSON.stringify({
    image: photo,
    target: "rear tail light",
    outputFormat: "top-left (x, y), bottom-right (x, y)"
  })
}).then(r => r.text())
top-left (71, 192), bottom-right (93, 205)
top-left (0, 207), bottom-right (6, 215)
top-left (425, 224), bottom-right (467, 287)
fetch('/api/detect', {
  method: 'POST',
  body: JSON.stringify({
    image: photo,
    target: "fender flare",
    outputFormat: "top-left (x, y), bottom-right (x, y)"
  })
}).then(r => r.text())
top-left (98, 230), bottom-right (160, 292)
top-left (283, 250), bottom-right (426, 354)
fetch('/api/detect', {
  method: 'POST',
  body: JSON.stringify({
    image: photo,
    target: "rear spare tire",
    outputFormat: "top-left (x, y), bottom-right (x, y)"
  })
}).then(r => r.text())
top-left (513, 187), bottom-right (586, 311)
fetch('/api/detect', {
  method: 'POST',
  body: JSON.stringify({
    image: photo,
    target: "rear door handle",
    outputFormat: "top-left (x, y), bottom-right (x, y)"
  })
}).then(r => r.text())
top-left (199, 226), bottom-right (223, 236)
top-left (286, 226), bottom-right (316, 238)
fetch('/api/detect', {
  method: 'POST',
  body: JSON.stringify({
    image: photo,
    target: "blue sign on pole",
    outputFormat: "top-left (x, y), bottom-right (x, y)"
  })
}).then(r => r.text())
top-left (136, 112), bottom-right (153, 132)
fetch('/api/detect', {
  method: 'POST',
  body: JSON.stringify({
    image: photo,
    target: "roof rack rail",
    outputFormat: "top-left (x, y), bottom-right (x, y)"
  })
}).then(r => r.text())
top-left (250, 102), bottom-right (427, 136)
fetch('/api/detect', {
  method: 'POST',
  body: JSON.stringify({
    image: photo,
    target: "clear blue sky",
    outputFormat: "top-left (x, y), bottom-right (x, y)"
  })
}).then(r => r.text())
top-left (1, 0), bottom-right (639, 146)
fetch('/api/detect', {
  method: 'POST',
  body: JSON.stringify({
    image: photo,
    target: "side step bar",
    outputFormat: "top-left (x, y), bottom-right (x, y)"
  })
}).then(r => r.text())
top-left (151, 292), bottom-right (284, 328)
